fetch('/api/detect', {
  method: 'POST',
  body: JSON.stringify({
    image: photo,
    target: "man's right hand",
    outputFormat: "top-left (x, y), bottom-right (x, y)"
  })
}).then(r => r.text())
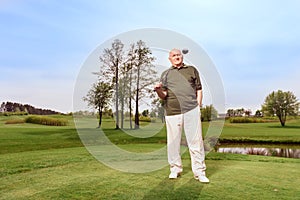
top-left (154, 82), bottom-right (167, 100)
top-left (154, 82), bottom-right (163, 91)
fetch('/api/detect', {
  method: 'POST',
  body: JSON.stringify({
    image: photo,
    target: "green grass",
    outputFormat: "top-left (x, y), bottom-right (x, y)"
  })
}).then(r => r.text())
top-left (0, 115), bottom-right (300, 199)
top-left (0, 115), bottom-right (82, 154)
top-left (98, 117), bottom-right (300, 145)
top-left (1, 147), bottom-right (299, 200)
top-left (220, 118), bottom-right (300, 143)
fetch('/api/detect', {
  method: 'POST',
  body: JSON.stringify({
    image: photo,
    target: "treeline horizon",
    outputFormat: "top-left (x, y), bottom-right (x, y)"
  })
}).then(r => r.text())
top-left (0, 101), bottom-right (61, 115)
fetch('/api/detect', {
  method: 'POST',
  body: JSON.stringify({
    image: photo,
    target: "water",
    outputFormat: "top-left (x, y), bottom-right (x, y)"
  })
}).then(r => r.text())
top-left (217, 146), bottom-right (300, 158)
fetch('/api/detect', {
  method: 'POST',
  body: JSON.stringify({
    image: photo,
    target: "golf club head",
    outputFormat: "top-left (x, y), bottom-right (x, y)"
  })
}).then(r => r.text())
top-left (182, 49), bottom-right (189, 54)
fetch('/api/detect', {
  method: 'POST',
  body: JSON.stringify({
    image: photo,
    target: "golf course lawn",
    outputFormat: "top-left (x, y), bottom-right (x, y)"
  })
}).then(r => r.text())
top-left (219, 117), bottom-right (300, 143)
top-left (0, 115), bottom-right (300, 199)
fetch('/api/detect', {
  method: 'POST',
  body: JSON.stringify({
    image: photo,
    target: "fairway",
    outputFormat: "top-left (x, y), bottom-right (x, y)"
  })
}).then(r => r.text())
top-left (1, 115), bottom-right (300, 199)
top-left (220, 117), bottom-right (300, 143)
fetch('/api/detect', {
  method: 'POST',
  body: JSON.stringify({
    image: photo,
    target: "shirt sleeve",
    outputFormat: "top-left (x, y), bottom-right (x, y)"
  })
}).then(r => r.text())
top-left (194, 67), bottom-right (202, 90)
top-left (160, 69), bottom-right (169, 90)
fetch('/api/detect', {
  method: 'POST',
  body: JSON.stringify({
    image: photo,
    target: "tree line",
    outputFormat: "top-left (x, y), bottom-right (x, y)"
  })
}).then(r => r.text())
top-left (0, 102), bottom-right (60, 115)
top-left (226, 90), bottom-right (299, 126)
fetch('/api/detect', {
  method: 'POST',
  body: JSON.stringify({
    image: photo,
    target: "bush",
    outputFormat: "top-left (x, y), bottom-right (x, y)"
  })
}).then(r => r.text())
top-left (138, 116), bottom-right (152, 122)
top-left (130, 116), bottom-right (155, 122)
top-left (0, 112), bottom-right (28, 116)
top-left (25, 116), bottom-right (68, 126)
top-left (5, 119), bottom-right (25, 124)
top-left (229, 117), bottom-right (267, 123)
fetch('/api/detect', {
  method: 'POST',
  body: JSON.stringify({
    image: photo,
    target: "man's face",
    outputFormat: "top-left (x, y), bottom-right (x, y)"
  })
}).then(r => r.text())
top-left (169, 50), bottom-right (183, 67)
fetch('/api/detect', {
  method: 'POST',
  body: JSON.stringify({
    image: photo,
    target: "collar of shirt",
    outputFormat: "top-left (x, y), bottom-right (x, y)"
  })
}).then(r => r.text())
top-left (170, 63), bottom-right (188, 70)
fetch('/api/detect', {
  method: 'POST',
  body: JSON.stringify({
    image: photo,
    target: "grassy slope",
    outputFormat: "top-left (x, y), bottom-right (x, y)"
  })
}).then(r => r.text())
top-left (0, 115), bottom-right (300, 199)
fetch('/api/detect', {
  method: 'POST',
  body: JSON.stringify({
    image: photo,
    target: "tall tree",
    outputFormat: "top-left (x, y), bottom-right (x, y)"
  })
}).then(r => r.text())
top-left (99, 39), bottom-right (124, 129)
top-left (131, 40), bottom-right (157, 129)
top-left (119, 43), bottom-right (135, 129)
top-left (125, 43), bottom-right (136, 129)
top-left (201, 104), bottom-right (218, 121)
top-left (119, 77), bottom-right (126, 129)
top-left (262, 90), bottom-right (299, 126)
top-left (83, 81), bottom-right (113, 128)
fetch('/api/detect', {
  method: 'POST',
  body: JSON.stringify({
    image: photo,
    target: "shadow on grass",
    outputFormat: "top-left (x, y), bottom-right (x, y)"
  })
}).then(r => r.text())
top-left (20, 128), bottom-right (77, 135)
top-left (142, 177), bottom-right (204, 200)
top-left (142, 159), bottom-right (223, 200)
top-left (267, 125), bottom-right (300, 129)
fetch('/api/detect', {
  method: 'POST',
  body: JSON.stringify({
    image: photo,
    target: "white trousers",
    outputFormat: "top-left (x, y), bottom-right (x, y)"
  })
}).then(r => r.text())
top-left (165, 106), bottom-right (206, 176)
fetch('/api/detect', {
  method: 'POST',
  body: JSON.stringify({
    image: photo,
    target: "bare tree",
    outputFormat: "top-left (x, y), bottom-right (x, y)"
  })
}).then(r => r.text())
top-left (131, 40), bottom-right (157, 129)
top-left (96, 39), bottom-right (157, 130)
top-left (124, 44), bottom-right (136, 129)
top-left (99, 39), bottom-right (124, 129)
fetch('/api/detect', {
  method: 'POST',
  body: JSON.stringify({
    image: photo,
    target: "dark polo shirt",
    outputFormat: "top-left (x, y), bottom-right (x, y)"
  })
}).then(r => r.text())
top-left (161, 64), bottom-right (202, 116)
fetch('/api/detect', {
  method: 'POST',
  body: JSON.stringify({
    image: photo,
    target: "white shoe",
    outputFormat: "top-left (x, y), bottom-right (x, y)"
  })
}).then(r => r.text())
top-left (169, 172), bottom-right (180, 179)
top-left (194, 175), bottom-right (210, 183)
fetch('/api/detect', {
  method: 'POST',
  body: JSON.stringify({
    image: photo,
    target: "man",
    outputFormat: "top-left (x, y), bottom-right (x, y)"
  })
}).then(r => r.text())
top-left (154, 48), bottom-right (209, 183)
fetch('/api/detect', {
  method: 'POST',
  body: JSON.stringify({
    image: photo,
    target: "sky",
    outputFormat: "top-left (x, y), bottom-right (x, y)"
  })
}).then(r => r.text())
top-left (1, 0), bottom-right (300, 113)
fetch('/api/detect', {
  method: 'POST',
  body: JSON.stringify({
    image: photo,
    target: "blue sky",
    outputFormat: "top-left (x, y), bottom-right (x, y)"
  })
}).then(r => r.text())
top-left (1, 0), bottom-right (300, 113)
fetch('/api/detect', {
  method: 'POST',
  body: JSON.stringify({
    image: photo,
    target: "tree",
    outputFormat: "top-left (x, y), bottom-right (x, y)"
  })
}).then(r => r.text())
top-left (201, 104), bottom-right (218, 121)
top-left (97, 39), bottom-right (157, 129)
top-left (142, 109), bottom-right (149, 117)
top-left (1, 102), bottom-right (58, 115)
top-left (83, 81), bottom-right (113, 128)
top-left (119, 76), bottom-right (129, 129)
top-left (0, 102), bottom-right (5, 112)
top-left (99, 39), bottom-right (124, 129)
top-left (226, 108), bottom-right (246, 117)
top-left (244, 109), bottom-right (252, 117)
top-left (236, 108), bottom-right (245, 116)
top-left (120, 43), bottom-right (135, 129)
top-left (131, 40), bottom-right (157, 129)
top-left (255, 110), bottom-right (262, 117)
top-left (262, 90), bottom-right (299, 126)
top-left (226, 109), bottom-right (234, 117)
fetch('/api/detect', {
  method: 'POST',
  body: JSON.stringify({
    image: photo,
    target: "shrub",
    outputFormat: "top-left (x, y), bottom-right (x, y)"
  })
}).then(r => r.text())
top-left (138, 116), bottom-right (152, 122)
top-left (130, 116), bottom-right (154, 122)
top-left (0, 112), bottom-right (28, 116)
top-left (229, 117), bottom-right (267, 123)
top-left (5, 119), bottom-right (25, 124)
top-left (25, 116), bottom-right (68, 126)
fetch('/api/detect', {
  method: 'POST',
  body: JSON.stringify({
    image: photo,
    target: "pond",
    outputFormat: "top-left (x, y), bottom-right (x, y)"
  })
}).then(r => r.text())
top-left (216, 145), bottom-right (300, 158)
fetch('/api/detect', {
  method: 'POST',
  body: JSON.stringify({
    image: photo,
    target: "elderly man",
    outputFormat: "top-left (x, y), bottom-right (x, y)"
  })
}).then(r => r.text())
top-left (154, 49), bottom-right (209, 183)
